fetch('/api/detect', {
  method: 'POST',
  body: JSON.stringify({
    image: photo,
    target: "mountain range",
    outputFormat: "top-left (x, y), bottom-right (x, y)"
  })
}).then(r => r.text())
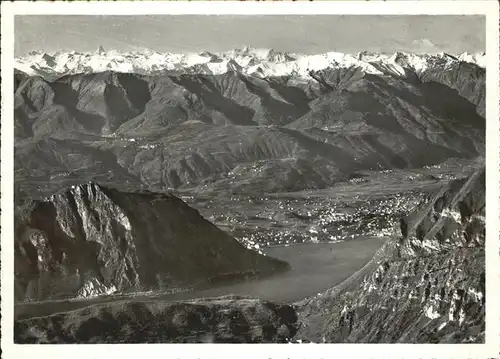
top-left (14, 49), bottom-right (485, 198)
top-left (13, 48), bottom-right (487, 344)
top-left (16, 47), bottom-right (486, 80)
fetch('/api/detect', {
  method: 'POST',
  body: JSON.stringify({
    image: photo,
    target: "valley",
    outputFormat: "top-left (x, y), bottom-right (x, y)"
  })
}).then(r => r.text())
top-left (15, 236), bottom-right (387, 321)
top-left (12, 46), bottom-right (486, 344)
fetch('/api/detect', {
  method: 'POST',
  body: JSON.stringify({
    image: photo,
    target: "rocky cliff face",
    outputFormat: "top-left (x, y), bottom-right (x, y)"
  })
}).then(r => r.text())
top-left (14, 183), bottom-right (289, 302)
top-left (297, 168), bottom-right (485, 343)
top-left (15, 296), bottom-right (298, 343)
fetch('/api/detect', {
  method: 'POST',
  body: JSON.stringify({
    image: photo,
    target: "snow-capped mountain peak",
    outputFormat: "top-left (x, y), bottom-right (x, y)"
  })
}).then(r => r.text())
top-left (14, 47), bottom-right (486, 80)
top-left (97, 45), bottom-right (106, 55)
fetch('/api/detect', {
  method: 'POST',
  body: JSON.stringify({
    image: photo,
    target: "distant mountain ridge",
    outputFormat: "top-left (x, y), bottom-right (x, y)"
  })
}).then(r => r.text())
top-left (14, 55), bottom-right (485, 195)
top-left (15, 47), bottom-right (486, 81)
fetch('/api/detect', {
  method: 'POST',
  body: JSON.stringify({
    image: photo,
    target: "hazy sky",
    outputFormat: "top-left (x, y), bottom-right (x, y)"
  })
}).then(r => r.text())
top-left (15, 15), bottom-right (485, 56)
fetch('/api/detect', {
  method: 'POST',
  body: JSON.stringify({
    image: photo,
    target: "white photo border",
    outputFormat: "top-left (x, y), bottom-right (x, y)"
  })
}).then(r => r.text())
top-left (1, 2), bottom-right (498, 359)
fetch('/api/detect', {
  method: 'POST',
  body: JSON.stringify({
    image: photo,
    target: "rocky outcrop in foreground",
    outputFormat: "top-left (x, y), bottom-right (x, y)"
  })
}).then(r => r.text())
top-left (15, 296), bottom-right (298, 343)
top-left (297, 167), bottom-right (485, 343)
top-left (14, 183), bottom-right (289, 302)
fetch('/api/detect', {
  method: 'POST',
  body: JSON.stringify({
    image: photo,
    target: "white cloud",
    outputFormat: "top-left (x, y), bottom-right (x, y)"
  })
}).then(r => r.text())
top-left (411, 39), bottom-right (443, 54)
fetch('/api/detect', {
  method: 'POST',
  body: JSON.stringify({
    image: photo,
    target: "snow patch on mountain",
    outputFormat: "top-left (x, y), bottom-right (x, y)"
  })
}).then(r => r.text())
top-left (15, 47), bottom-right (486, 80)
top-left (458, 52), bottom-right (487, 68)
